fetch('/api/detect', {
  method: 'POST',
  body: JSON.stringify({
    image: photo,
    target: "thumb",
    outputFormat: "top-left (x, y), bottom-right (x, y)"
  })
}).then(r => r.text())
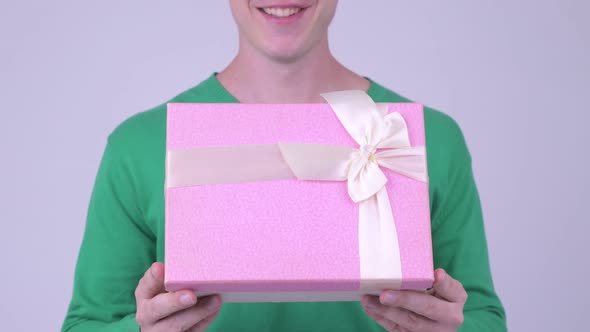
top-left (135, 262), bottom-right (166, 300)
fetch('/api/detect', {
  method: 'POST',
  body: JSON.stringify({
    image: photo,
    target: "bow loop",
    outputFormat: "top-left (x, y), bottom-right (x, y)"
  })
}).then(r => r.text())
top-left (376, 112), bottom-right (412, 149)
top-left (277, 91), bottom-right (426, 203)
top-left (320, 91), bottom-right (422, 203)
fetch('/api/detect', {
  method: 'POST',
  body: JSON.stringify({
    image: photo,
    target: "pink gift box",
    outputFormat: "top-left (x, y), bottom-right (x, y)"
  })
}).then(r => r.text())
top-left (164, 94), bottom-right (434, 302)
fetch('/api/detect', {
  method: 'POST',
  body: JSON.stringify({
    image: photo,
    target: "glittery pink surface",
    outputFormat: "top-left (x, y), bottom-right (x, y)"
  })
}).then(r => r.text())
top-left (165, 103), bottom-right (433, 293)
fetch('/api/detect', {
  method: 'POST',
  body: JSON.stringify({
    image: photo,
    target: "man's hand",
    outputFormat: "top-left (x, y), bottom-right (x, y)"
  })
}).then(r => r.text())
top-left (135, 262), bottom-right (222, 332)
top-left (362, 268), bottom-right (467, 332)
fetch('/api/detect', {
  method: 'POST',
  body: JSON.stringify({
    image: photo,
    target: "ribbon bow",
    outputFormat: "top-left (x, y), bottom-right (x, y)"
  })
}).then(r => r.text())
top-left (278, 90), bottom-right (428, 204)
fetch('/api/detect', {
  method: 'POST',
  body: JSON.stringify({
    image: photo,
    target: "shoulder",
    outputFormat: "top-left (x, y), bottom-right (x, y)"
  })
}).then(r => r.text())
top-left (106, 78), bottom-right (213, 154)
top-left (107, 104), bottom-right (166, 152)
top-left (97, 104), bottom-right (167, 196)
top-left (107, 74), bottom-right (226, 149)
top-left (423, 107), bottom-right (471, 165)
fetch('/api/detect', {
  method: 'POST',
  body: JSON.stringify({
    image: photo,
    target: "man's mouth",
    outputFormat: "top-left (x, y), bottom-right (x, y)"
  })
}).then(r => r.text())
top-left (258, 7), bottom-right (305, 18)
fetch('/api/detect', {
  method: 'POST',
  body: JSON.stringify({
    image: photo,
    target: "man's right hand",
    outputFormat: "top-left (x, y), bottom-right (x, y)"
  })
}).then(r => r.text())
top-left (134, 262), bottom-right (222, 332)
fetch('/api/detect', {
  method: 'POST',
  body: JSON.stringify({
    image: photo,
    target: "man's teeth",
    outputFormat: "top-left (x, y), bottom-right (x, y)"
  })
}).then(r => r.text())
top-left (262, 7), bottom-right (302, 17)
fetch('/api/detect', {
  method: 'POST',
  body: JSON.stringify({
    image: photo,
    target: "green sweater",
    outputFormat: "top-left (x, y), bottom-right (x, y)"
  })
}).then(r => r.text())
top-left (62, 73), bottom-right (506, 331)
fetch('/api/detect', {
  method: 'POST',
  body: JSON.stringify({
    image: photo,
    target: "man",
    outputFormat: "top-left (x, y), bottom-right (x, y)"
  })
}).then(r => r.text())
top-left (62, 1), bottom-right (506, 331)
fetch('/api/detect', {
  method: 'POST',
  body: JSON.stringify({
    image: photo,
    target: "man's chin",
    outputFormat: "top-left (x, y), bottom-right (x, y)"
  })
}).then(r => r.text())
top-left (261, 43), bottom-right (309, 63)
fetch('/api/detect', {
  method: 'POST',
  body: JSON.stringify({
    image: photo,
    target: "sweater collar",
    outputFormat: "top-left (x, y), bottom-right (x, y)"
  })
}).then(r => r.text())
top-left (200, 72), bottom-right (396, 103)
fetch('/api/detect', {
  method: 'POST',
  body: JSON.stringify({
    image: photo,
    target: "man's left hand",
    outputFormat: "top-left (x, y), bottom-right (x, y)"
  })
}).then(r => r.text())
top-left (362, 268), bottom-right (467, 332)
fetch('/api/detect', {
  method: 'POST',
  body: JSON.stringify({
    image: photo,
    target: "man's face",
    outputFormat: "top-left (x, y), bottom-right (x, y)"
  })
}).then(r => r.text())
top-left (229, 0), bottom-right (338, 62)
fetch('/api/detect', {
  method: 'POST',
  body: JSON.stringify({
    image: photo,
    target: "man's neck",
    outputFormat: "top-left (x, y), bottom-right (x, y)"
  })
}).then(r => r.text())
top-left (216, 38), bottom-right (369, 103)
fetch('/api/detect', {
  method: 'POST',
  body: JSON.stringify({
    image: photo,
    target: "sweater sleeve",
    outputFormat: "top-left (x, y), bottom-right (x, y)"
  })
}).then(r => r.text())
top-left (429, 120), bottom-right (507, 331)
top-left (61, 133), bottom-right (155, 332)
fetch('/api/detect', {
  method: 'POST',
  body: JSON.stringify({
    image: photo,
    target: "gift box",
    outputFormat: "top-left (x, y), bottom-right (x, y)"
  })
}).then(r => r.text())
top-left (164, 91), bottom-right (434, 302)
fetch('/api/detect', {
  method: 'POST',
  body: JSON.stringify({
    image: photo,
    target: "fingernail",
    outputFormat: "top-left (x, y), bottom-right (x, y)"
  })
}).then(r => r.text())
top-left (180, 293), bottom-right (195, 306)
top-left (150, 264), bottom-right (160, 278)
top-left (436, 269), bottom-right (446, 281)
top-left (207, 296), bottom-right (221, 311)
top-left (382, 291), bottom-right (398, 305)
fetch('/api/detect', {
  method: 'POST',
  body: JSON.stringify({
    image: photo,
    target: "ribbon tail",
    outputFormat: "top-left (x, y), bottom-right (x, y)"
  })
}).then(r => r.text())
top-left (347, 160), bottom-right (388, 203)
top-left (359, 187), bottom-right (403, 291)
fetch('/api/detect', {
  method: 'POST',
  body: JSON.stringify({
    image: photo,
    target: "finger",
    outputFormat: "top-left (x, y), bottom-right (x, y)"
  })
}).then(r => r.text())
top-left (365, 310), bottom-right (402, 331)
top-left (154, 295), bottom-right (222, 332)
top-left (135, 262), bottom-right (165, 300)
top-left (363, 303), bottom-right (405, 332)
top-left (144, 289), bottom-right (197, 322)
top-left (188, 310), bottom-right (221, 332)
top-left (432, 269), bottom-right (468, 303)
top-left (378, 305), bottom-right (436, 332)
top-left (379, 290), bottom-right (450, 322)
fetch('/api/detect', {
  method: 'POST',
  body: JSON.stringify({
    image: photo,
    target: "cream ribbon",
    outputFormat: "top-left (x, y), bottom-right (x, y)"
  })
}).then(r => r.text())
top-left (166, 90), bottom-right (428, 291)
